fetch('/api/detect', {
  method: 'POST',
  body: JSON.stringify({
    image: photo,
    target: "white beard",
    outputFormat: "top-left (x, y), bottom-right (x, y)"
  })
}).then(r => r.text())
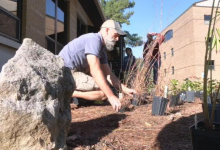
top-left (105, 37), bottom-right (116, 51)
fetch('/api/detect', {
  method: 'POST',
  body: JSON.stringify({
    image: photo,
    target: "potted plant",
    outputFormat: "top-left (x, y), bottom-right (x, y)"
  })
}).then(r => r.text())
top-left (184, 79), bottom-right (195, 102)
top-left (189, 1), bottom-right (220, 149)
top-left (179, 81), bottom-right (187, 102)
top-left (152, 85), bottom-right (169, 116)
top-left (169, 79), bottom-right (181, 107)
top-left (192, 78), bottom-right (203, 98)
top-left (179, 79), bottom-right (195, 102)
top-left (206, 79), bottom-right (220, 123)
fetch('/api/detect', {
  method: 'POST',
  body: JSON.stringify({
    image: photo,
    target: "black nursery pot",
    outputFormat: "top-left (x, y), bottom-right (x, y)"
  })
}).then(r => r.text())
top-left (189, 121), bottom-right (220, 150)
top-left (186, 91), bottom-right (195, 102)
top-left (208, 104), bottom-right (220, 123)
top-left (169, 95), bottom-right (180, 107)
top-left (194, 91), bottom-right (201, 98)
top-left (152, 96), bottom-right (169, 116)
top-left (132, 93), bottom-right (140, 106)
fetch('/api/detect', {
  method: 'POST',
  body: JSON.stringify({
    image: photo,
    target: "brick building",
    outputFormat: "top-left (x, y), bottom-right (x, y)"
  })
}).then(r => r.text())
top-left (160, 0), bottom-right (220, 83)
top-left (0, 0), bottom-right (107, 72)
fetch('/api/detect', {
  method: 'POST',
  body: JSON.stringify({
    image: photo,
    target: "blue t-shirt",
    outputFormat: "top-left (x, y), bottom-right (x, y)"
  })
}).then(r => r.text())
top-left (59, 32), bottom-right (108, 73)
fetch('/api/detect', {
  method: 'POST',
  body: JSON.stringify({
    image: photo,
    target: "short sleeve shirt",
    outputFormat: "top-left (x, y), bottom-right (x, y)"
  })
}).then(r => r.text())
top-left (58, 32), bottom-right (108, 73)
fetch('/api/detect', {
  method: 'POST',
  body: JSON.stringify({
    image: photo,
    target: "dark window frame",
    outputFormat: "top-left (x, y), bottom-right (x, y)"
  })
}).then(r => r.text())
top-left (207, 60), bottom-right (215, 70)
top-left (172, 66), bottom-right (174, 75)
top-left (45, 0), bottom-right (68, 54)
top-left (204, 15), bottom-right (211, 25)
top-left (164, 30), bottom-right (173, 42)
top-left (0, 0), bottom-right (22, 42)
top-left (164, 69), bottom-right (167, 77)
top-left (164, 52), bottom-right (166, 60)
top-left (171, 48), bottom-right (174, 56)
top-left (77, 15), bottom-right (87, 37)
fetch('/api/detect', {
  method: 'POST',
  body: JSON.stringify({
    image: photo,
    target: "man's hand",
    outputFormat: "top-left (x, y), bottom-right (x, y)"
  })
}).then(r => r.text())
top-left (108, 95), bottom-right (122, 112)
top-left (122, 87), bottom-right (136, 97)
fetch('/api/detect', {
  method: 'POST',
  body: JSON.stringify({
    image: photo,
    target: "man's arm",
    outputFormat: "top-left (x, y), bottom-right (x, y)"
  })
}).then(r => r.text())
top-left (100, 63), bottom-right (136, 97)
top-left (87, 55), bottom-right (121, 112)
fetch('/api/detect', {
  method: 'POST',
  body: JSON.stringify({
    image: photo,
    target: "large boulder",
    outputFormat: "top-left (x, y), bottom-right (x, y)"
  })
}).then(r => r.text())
top-left (0, 38), bottom-right (75, 150)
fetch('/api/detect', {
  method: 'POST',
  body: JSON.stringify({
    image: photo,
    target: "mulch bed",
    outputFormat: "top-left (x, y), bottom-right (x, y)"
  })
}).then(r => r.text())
top-left (67, 99), bottom-right (203, 150)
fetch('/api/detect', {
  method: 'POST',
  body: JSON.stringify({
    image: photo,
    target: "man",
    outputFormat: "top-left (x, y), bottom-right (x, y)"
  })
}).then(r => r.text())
top-left (59, 20), bottom-right (136, 112)
top-left (143, 33), bottom-right (164, 85)
top-left (122, 47), bottom-right (136, 82)
top-left (123, 47), bottom-right (136, 72)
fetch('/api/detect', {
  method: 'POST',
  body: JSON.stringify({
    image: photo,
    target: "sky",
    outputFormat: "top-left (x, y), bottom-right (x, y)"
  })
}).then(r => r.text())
top-left (46, 0), bottom-right (64, 22)
top-left (123, 0), bottom-right (201, 58)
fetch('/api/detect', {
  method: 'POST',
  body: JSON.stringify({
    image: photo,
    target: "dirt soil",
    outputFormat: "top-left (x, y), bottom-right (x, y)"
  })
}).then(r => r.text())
top-left (67, 98), bottom-right (203, 150)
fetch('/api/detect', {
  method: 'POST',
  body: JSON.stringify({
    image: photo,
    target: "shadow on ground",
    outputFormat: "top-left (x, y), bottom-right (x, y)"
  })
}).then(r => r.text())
top-left (153, 112), bottom-right (203, 150)
top-left (67, 113), bottom-right (127, 148)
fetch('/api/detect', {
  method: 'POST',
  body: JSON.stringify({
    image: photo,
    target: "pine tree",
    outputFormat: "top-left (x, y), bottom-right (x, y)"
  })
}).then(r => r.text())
top-left (124, 31), bottom-right (143, 47)
top-left (100, 0), bottom-right (135, 25)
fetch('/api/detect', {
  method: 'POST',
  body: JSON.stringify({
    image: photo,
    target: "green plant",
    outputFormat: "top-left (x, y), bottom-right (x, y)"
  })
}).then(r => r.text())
top-left (170, 79), bottom-right (180, 95)
top-left (180, 82), bottom-right (187, 92)
top-left (207, 79), bottom-right (217, 96)
top-left (185, 79), bottom-right (196, 91)
top-left (203, 0), bottom-right (220, 130)
top-left (193, 80), bottom-right (203, 91)
top-left (180, 78), bottom-right (195, 91)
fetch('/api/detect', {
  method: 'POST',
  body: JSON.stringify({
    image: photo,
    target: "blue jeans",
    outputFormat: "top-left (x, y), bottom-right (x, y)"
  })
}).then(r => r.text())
top-left (150, 59), bottom-right (161, 84)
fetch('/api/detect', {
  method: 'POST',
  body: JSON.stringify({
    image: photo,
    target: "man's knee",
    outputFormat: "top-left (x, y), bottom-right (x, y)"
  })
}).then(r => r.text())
top-left (71, 71), bottom-right (99, 91)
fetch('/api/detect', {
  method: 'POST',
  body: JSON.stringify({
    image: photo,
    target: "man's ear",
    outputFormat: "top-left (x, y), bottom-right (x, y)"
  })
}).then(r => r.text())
top-left (106, 28), bottom-right (109, 35)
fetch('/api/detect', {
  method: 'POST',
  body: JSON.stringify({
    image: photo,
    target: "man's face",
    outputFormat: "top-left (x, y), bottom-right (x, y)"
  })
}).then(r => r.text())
top-left (147, 35), bottom-right (153, 41)
top-left (126, 49), bottom-right (132, 56)
top-left (104, 28), bottom-right (120, 51)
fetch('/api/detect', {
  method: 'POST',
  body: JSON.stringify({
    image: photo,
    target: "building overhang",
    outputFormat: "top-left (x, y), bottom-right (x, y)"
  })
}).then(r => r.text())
top-left (194, 0), bottom-right (220, 7)
top-left (78, 0), bottom-right (106, 27)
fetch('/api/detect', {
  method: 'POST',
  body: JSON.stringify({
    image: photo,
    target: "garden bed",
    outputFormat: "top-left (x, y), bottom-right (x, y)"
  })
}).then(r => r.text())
top-left (67, 98), bottom-right (203, 150)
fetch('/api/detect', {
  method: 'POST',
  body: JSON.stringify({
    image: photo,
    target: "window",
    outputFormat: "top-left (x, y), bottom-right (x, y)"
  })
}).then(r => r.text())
top-left (204, 15), bottom-right (211, 25)
top-left (172, 66), bottom-right (174, 75)
top-left (0, 0), bottom-right (22, 41)
top-left (164, 30), bottom-right (173, 42)
top-left (77, 17), bottom-right (86, 37)
top-left (164, 69), bottom-right (167, 77)
top-left (171, 48), bottom-right (174, 56)
top-left (207, 60), bottom-right (215, 70)
top-left (164, 52), bottom-right (166, 59)
top-left (45, 0), bottom-right (68, 54)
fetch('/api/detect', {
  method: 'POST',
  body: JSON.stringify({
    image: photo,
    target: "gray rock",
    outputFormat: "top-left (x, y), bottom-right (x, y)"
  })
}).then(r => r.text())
top-left (0, 38), bottom-right (75, 150)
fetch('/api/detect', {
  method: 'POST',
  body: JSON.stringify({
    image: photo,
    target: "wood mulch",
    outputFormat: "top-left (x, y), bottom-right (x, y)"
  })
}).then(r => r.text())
top-left (67, 98), bottom-right (203, 150)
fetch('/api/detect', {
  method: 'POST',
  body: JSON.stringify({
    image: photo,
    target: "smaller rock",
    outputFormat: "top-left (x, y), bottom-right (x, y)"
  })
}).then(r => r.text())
top-left (168, 114), bottom-right (175, 121)
top-left (145, 122), bottom-right (152, 127)
top-left (175, 112), bottom-right (182, 117)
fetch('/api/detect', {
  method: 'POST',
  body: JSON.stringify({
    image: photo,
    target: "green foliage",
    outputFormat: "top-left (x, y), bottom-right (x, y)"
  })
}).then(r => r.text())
top-left (206, 29), bottom-right (220, 52)
top-left (170, 79), bottom-right (180, 95)
top-left (193, 81), bottom-right (203, 91)
top-left (179, 78), bottom-right (203, 92)
top-left (124, 30), bottom-right (143, 47)
top-left (100, 0), bottom-right (135, 25)
top-left (207, 79), bottom-right (220, 95)
top-left (180, 79), bottom-right (195, 91)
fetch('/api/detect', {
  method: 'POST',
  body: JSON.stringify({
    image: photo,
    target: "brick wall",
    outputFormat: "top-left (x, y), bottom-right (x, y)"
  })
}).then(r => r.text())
top-left (193, 7), bottom-right (220, 80)
top-left (159, 6), bottom-right (220, 84)
top-left (68, 0), bottom-right (77, 41)
top-left (21, 0), bottom-right (101, 47)
top-left (22, 0), bottom-right (46, 47)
